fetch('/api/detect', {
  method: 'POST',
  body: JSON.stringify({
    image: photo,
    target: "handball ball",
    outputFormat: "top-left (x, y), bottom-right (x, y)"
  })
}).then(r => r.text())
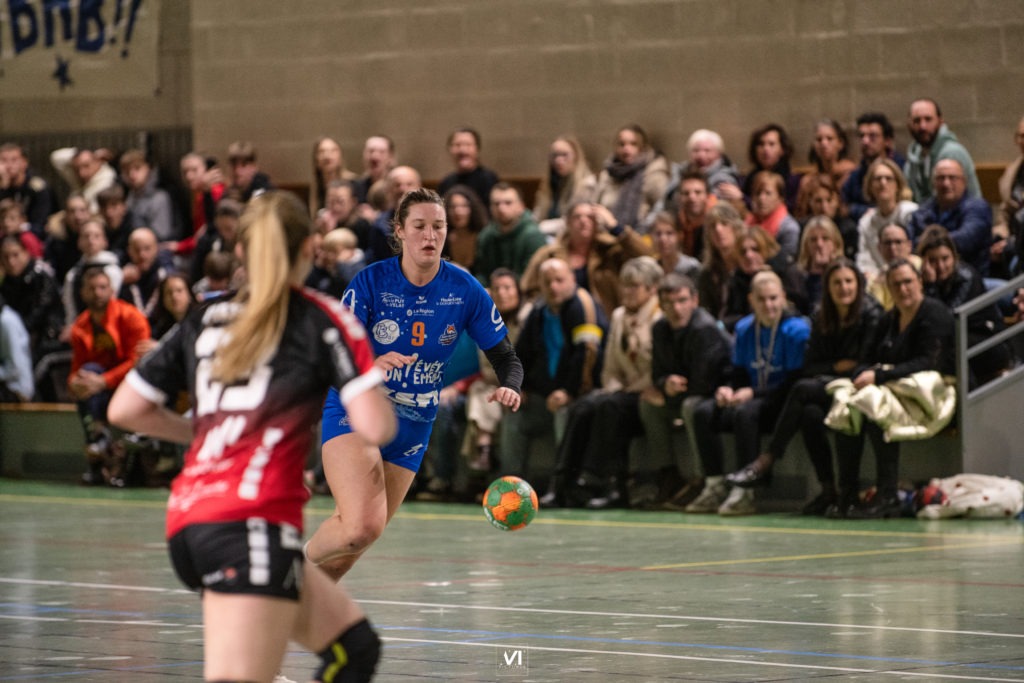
top-left (482, 476), bottom-right (539, 531)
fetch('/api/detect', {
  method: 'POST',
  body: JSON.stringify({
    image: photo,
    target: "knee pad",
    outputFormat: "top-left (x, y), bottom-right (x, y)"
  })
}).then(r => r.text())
top-left (314, 618), bottom-right (381, 683)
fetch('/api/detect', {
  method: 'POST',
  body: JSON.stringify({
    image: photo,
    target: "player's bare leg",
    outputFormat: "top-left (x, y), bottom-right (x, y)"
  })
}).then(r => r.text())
top-left (306, 432), bottom-right (416, 580)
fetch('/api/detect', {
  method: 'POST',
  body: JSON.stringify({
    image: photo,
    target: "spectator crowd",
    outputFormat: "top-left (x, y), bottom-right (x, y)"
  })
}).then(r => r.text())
top-left (2, 99), bottom-right (1022, 516)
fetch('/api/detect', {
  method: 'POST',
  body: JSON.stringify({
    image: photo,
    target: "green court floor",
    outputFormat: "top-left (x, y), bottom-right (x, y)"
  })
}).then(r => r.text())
top-left (1, 479), bottom-right (1023, 681)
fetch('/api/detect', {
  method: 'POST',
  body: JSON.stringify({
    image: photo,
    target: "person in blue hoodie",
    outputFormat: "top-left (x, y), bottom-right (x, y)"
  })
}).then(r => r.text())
top-left (686, 270), bottom-right (810, 516)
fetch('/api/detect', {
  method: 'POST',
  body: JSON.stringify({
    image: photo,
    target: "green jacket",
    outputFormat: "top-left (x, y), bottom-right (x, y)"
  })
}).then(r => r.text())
top-left (472, 211), bottom-right (547, 284)
top-left (904, 124), bottom-right (981, 203)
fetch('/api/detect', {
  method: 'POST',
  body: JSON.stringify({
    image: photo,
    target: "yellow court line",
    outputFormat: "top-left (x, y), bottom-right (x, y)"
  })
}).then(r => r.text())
top-left (0, 493), bottom-right (167, 510)
top-left (388, 509), bottom-right (1024, 542)
top-left (644, 537), bottom-right (1024, 570)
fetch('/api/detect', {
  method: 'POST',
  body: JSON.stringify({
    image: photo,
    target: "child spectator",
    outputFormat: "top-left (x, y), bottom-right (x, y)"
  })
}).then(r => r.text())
top-left (0, 198), bottom-right (44, 258)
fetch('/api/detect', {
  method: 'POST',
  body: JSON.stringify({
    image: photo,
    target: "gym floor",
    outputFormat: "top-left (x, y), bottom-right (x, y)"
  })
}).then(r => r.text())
top-left (1, 479), bottom-right (1023, 682)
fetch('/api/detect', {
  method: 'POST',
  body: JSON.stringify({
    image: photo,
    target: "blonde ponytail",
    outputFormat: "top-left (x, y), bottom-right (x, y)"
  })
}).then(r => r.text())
top-left (212, 192), bottom-right (311, 383)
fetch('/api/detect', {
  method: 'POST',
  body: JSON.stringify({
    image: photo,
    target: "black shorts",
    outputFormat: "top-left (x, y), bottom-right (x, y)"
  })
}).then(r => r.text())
top-left (168, 519), bottom-right (305, 600)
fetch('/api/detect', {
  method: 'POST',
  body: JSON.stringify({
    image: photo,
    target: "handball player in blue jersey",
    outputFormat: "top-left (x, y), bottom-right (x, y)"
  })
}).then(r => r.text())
top-left (306, 188), bottom-right (524, 579)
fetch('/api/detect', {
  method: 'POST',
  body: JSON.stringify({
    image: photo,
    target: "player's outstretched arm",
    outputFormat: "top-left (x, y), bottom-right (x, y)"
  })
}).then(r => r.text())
top-left (108, 380), bottom-right (193, 445)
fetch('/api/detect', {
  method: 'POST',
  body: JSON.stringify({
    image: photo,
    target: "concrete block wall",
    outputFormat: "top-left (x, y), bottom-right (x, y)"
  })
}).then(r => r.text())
top-left (187, 0), bottom-right (1024, 189)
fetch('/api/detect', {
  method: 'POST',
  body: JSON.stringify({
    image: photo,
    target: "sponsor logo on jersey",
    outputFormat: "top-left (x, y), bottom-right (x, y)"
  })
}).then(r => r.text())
top-left (415, 295), bottom-right (428, 305)
top-left (439, 324), bottom-right (458, 346)
top-left (491, 304), bottom-right (506, 332)
top-left (381, 292), bottom-right (404, 308)
top-left (403, 443), bottom-right (425, 457)
top-left (373, 319), bottom-right (401, 345)
top-left (383, 359), bottom-right (445, 386)
top-left (439, 293), bottom-right (464, 306)
top-left (406, 308), bottom-right (435, 317)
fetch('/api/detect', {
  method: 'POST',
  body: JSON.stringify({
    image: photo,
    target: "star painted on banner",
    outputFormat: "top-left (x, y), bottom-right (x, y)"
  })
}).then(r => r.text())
top-left (52, 56), bottom-right (73, 90)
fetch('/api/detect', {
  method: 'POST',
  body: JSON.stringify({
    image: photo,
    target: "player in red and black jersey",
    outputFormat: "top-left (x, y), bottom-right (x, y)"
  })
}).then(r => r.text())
top-left (109, 191), bottom-right (395, 683)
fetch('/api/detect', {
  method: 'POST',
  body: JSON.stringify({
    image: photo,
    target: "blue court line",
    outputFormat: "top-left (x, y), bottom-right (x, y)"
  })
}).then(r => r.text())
top-left (0, 603), bottom-right (197, 620)
top-left (379, 624), bottom-right (1024, 673)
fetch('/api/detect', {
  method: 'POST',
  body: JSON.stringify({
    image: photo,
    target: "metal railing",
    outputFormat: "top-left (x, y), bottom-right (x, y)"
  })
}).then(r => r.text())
top-left (954, 273), bottom-right (1024, 479)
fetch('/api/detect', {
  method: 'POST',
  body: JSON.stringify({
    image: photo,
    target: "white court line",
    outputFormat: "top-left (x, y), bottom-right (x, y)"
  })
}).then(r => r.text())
top-left (1, 576), bottom-right (1021, 640)
top-left (364, 599), bottom-right (1024, 640)
top-left (383, 637), bottom-right (1024, 682)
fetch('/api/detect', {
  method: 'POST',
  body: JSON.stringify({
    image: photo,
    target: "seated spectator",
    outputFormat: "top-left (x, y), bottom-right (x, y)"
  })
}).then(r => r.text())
top-left (178, 151), bottom-right (226, 256)
top-left (696, 203), bottom-right (744, 321)
top-left (146, 272), bottom-right (195, 342)
top-left (639, 272), bottom-right (732, 509)
top-left (827, 258), bottom-right (955, 518)
top-left (68, 265), bottom-right (150, 484)
top-left (442, 185), bottom-right (488, 270)
top-left (119, 149), bottom-right (175, 242)
top-left (366, 165), bottom-right (421, 264)
top-left (0, 198), bottom-right (44, 258)
top-left (532, 135), bottom-right (596, 225)
top-left (688, 271), bottom-right (811, 515)
top-left (543, 257), bottom-right (664, 508)
top-left (328, 227), bottom-right (366, 287)
top-left (463, 268), bottom-right (532, 473)
top-left (225, 140), bottom-right (274, 202)
top-left (842, 112), bottom-right (906, 222)
top-left (917, 224), bottom-right (1012, 385)
top-left (0, 141), bottom-right (53, 238)
top-left (592, 124), bottom-right (670, 230)
top-left (904, 98), bottom-right (981, 203)
top-left (649, 211), bottom-right (700, 279)
top-left (44, 192), bottom-right (92, 282)
top-left (725, 259), bottom-right (883, 514)
top-left (855, 158), bottom-right (918, 279)
top-left (316, 179), bottom-right (372, 250)
top-left (119, 227), bottom-right (171, 320)
top-left (907, 158), bottom-right (993, 275)
top-left (0, 235), bottom-right (66, 363)
top-left (800, 174), bottom-right (858, 260)
top-left (96, 184), bottom-right (135, 262)
top-left (436, 127), bottom-right (500, 211)
top-left (866, 224), bottom-right (922, 310)
top-left (62, 219), bottom-right (123, 329)
top-left (994, 115), bottom-right (1024, 278)
top-left (500, 258), bottom-right (607, 478)
top-left (193, 250), bottom-right (238, 301)
top-left (745, 170), bottom-right (800, 259)
top-left (521, 200), bottom-right (652, 313)
top-left (795, 119), bottom-right (856, 221)
top-left (49, 146), bottom-right (118, 212)
top-left (741, 123), bottom-right (801, 213)
top-left (0, 292), bottom-right (35, 402)
top-left (795, 216), bottom-right (845, 312)
top-left (354, 134), bottom-right (396, 205)
top-left (190, 197), bottom-right (241, 286)
top-left (473, 182), bottom-right (546, 284)
top-left (311, 136), bottom-right (357, 214)
top-left (672, 128), bottom-right (743, 203)
top-left (665, 170), bottom-right (715, 258)
top-left (304, 230), bottom-right (350, 298)
top-left (723, 225), bottom-right (808, 332)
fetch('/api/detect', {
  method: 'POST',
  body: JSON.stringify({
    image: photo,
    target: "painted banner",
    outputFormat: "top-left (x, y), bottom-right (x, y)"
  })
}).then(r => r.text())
top-left (0, 0), bottom-right (159, 99)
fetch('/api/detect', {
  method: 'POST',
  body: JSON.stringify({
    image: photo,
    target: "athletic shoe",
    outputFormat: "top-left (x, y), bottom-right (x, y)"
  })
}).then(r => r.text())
top-left (684, 479), bottom-right (729, 513)
top-left (273, 674), bottom-right (298, 683)
top-left (718, 487), bottom-right (756, 516)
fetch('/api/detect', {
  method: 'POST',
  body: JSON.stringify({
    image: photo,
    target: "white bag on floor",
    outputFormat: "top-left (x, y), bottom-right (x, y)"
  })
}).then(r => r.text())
top-left (916, 474), bottom-right (1024, 519)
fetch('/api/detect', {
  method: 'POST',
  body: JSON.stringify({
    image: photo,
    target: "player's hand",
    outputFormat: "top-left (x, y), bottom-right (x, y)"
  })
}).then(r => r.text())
top-left (488, 386), bottom-right (521, 412)
top-left (714, 385), bottom-right (733, 407)
top-left (374, 351), bottom-right (417, 373)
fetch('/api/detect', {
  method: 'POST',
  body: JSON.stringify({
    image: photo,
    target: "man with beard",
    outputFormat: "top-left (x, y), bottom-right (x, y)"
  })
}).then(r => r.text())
top-left (841, 112), bottom-right (905, 222)
top-left (904, 98), bottom-right (980, 203)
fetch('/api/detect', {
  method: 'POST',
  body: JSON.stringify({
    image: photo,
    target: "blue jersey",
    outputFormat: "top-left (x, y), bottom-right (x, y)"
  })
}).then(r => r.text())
top-left (341, 257), bottom-right (507, 422)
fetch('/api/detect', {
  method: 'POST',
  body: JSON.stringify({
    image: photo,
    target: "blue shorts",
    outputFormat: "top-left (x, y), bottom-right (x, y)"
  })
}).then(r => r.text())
top-left (321, 388), bottom-right (433, 473)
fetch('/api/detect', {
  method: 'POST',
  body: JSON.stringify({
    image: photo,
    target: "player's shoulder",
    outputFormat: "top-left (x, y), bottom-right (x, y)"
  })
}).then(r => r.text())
top-left (294, 286), bottom-right (368, 342)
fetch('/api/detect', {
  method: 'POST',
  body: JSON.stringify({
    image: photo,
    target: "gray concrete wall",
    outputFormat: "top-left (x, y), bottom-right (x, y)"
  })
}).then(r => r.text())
top-left (3, 2), bottom-right (1022, 189)
top-left (189, 0), bottom-right (1024, 187)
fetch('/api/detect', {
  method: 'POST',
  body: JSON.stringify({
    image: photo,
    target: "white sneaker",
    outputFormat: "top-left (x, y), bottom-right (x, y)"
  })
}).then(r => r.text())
top-left (718, 487), bottom-right (756, 516)
top-left (273, 674), bottom-right (298, 683)
top-left (684, 478), bottom-right (729, 513)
